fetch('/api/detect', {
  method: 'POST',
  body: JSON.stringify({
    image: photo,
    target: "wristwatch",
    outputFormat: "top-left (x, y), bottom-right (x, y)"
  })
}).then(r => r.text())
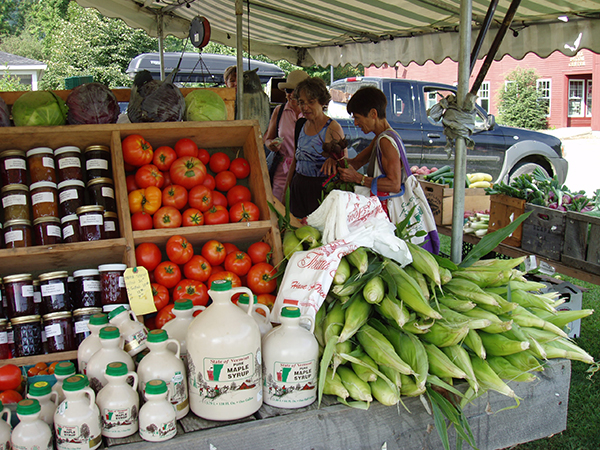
top-left (360, 174), bottom-right (367, 186)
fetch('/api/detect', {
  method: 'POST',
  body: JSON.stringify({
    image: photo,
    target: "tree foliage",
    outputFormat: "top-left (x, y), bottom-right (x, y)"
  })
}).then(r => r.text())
top-left (497, 68), bottom-right (548, 130)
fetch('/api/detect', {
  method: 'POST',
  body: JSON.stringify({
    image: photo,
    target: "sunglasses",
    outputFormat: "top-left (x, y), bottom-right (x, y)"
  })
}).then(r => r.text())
top-left (284, 88), bottom-right (294, 94)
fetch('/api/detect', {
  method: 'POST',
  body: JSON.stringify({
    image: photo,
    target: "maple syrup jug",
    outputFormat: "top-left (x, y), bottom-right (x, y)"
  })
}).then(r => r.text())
top-left (186, 279), bottom-right (262, 421)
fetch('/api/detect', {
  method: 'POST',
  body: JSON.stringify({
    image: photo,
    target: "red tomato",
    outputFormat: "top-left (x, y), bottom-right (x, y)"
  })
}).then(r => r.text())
top-left (135, 242), bottom-right (162, 271)
top-left (224, 251), bottom-right (252, 276)
top-left (0, 390), bottom-right (22, 405)
top-left (188, 185), bottom-right (213, 212)
top-left (126, 174), bottom-right (139, 193)
top-left (211, 265), bottom-right (224, 275)
top-left (230, 157), bottom-right (251, 179)
top-left (223, 242), bottom-right (239, 255)
top-left (153, 206), bottom-right (182, 229)
top-left (154, 261), bottom-right (182, 289)
top-left (155, 303), bottom-right (176, 328)
top-left (212, 190), bottom-right (228, 208)
top-left (209, 152), bottom-right (230, 173)
top-left (182, 208), bottom-right (204, 226)
top-left (247, 241), bottom-right (272, 264)
top-left (131, 211), bottom-right (153, 231)
top-left (256, 293), bottom-right (276, 312)
top-left (207, 270), bottom-right (241, 289)
top-left (227, 185), bottom-right (252, 206)
top-left (162, 184), bottom-right (188, 210)
top-left (204, 205), bottom-right (229, 225)
top-left (229, 201), bottom-right (260, 223)
top-left (152, 146), bottom-right (177, 171)
top-left (173, 279), bottom-right (209, 306)
top-left (197, 148), bottom-right (210, 165)
top-left (122, 134), bottom-right (153, 167)
top-left (247, 262), bottom-right (277, 294)
top-left (215, 170), bottom-right (237, 192)
top-left (166, 235), bottom-right (194, 265)
top-left (175, 138), bottom-right (199, 158)
top-left (184, 255), bottom-right (212, 282)
top-left (201, 240), bottom-right (226, 266)
top-left (0, 364), bottom-right (22, 391)
top-left (163, 171), bottom-right (172, 187)
top-left (151, 283), bottom-right (170, 310)
top-left (135, 164), bottom-right (164, 189)
top-left (202, 173), bottom-right (216, 191)
top-left (170, 156), bottom-right (207, 190)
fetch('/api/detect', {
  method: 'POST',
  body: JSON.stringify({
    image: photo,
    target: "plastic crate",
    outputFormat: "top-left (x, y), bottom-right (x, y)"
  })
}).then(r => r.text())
top-left (64, 76), bottom-right (93, 90)
top-left (539, 281), bottom-right (583, 338)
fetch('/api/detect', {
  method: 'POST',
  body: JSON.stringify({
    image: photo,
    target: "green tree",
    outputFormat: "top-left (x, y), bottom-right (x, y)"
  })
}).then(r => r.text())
top-left (0, 71), bottom-right (30, 92)
top-left (497, 68), bottom-right (548, 130)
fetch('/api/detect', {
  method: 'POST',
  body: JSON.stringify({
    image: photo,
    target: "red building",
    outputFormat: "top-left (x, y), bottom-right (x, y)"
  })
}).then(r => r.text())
top-left (365, 50), bottom-right (599, 131)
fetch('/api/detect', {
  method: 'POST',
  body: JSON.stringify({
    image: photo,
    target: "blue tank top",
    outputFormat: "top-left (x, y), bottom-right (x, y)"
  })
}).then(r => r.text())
top-left (295, 119), bottom-right (331, 177)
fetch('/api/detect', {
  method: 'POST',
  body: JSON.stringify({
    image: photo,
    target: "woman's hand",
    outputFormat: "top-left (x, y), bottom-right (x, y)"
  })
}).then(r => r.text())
top-left (321, 157), bottom-right (339, 176)
top-left (337, 165), bottom-right (362, 184)
top-left (267, 137), bottom-right (283, 152)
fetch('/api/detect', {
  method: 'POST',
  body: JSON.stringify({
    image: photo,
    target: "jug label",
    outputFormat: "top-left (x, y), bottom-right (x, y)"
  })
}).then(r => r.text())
top-left (123, 330), bottom-right (147, 354)
top-left (139, 419), bottom-right (176, 441)
top-left (12, 440), bottom-right (53, 450)
top-left (102, 406), bottom-right (138, 433)
top-left (169, 371), bottom-right (188, 410)
top-left (55, 423), bottom-right (101, 450)
top-left (264, 359), bottom-right (317, 404)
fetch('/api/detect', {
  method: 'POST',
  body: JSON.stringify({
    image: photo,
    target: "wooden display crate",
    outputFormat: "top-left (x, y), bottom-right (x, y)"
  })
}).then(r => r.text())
top-left (521, 203), bottom-right (566, 261)
top-left (487, 194), bottom-right (526, 247)
top-left (420, 180), bottom-right (490, 226)
top-left (561, 210), bottom-right (600, 275)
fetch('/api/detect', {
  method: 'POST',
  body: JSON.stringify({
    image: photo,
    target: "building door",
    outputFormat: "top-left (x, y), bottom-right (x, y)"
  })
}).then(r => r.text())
top-left (567, 76), bottom-right (592, 127)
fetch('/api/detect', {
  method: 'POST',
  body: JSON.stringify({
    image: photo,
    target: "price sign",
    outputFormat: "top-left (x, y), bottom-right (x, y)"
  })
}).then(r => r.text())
top-left (123, 266), bottom-right (156, 316)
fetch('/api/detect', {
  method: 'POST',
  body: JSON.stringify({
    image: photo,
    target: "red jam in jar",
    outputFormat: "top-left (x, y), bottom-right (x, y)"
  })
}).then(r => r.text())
top-left (98, 264), bottom-right (128, 306)
top-left (72, 307), bottom-right (103, 346)
top-left (57, 180), bottom-right (85, 217)
top-left (38, 271), bottom-right (72, 313)
top-left (43, 311), bottom-right (75, 353)
top-left (27, 147), bottom-right (57, 184)
top-left (103, 211), bottom-right (119, 239)
top-left (30, 181), bottom-right (59, 220)
top-left (77, 205), bottom-right (105, 241)
top-left (10, 314), bottom-right (43, 357)
top-left (0, 149), bottom-right (27, 185)
top-left (87, 177), bottom-right (116, 213)
top-left (3, 219), bottom-right (33, 248)
top-left (54, 145), bottom-right (83, 183)
top-left (4, 274), bottom-right (35, 319)
top-left (33, 216), bottom-right (62, 246)
top-left (0, 318), bottom-right (8, 359)
top-left (72, 269), bottom-right (102, 309)
top-left (61, 214), bottom-right (80, 243)
top-left (84, 145), bottom-right (111, 180)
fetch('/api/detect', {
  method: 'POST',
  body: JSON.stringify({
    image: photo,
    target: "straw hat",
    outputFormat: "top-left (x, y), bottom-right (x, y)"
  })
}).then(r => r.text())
top-left (278, 70), bottom-right (309, 90)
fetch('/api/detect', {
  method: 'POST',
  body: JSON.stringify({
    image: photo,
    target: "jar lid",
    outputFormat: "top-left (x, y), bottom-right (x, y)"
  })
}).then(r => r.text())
top-left (33, 216), bottom-right (61, 226)
top-left (28, 381), bottom-right (51, 396)
top-left (87, 177), bottom-right (114, 187)
top-left (33, 280), bottom-right (40, 286)
top-left (84, 145), bottom-right (110, 153)
top-left (0, 318), bottom-right (6, 326)
top-left (211, 279), bottom-right (231, 292)
top-left (88, 313), bottom-right (109, 325)
top-left (54, 361), bottom-right (76, 376)
top-left (4, 273), bottom-right (33, 283)
top-left (57, 179), bottom-right (85, 190)
top-left (107, 305), bottom-right (127, 320)
top-left (68, 276), bottom-right (75, 282)
top-left (61, 214), bottom-right (78, 224)
top-left (106, 362), bottom-right (128, 377)
top-left (72, 307), bottom-right (103, 317)
top-left (43, 311), bottom-right (72, 321)
top-left (237, 294), bottom-right (256, 305)
top-left (148, 329), bottom-right (167, 343)
top-left (281, 306), bottom-right (301, 318)
top-left (26, 147), bottom-right (54, 158)
top-left (104, 211), bottom-right (118, 219)
top-left (63, 375), bottom-right (87, 392)
top-left (174, 299), bottom-right (193, 310)
top-left (17, 399), bottom-right (40, 415)
top-left (30, 181), bottom-right (58, 191)
top-left (38, 271), bottom-right (69, 281)
top-left (10, 315), bottom-right (41, 325)
top-left (0, 183), bottom-right (29, 194)
top-left (4, 219), bottom-right (32, 227)
top-left (0, 149), bottom-right (26, 158)
top-left (145, 379), bottom-right (167, 395)
top-left (98, 263), bottom-right (127, 273)
top-left (54, 145), bottom-right (81, 156)
top-left (73, 269), bottom-right (100, 278)
top-left (77, 205), bottom-right (104, 215)
top-left (99, 326), bottom-right (120, 340)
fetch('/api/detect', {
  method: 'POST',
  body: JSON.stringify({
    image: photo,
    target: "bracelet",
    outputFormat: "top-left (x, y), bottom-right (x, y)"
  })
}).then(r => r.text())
top-left (360, 174), bottom-right (367, 186)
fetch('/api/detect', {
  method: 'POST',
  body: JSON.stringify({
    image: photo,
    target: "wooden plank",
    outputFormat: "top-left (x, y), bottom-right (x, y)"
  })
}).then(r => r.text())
top-left (2, 351), bottom-right (77, 368)
top-left (521, 204), bottom-right (566, 261)
top-left (178, 412), bottom-right (255, 434)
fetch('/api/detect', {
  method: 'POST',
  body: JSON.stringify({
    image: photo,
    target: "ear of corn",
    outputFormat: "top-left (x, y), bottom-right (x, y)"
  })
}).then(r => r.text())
top-left (504, 350), bottom-right (545, 372)
top-left (422, 322), bottom-right (469, 347)
top-left (461, 308), bottom-right (513, 334)
top-left (346, 247), bottom-right (369, 276)
top-left (444, 278), bottom-right (500, 307)
top-left (401, 318), bottom-right (435, 334)
top-left (333, 340), bottom-right (354, 371)
top-left (399, 374), bottom-right (426, 397)
top-left (478, 331), bottom-right (530, 356)
top-left (370, 374), bottom-right (401, 406)
top-left (362, 275), bottom-right (386, 304)
top-left (510, 305), bottom-right (569, 338)
top-left (322, 367), bottom-right (350, 399)
top-left (478, 292), bottom-right (518, 314)
top-left (405, 265), bottom-right (430, 301)
top-left (405, 241), bottom-right (442, 288)
top-left (442, 345), bottom-right (479, 393)
top-left (376, 295), bottom-right (411, 328)
top-left (524, 335), bottom-right (547, 360)
top-left (487, 356), bottom-right (538, 383)
top-left (314, 302), bottom-right (327, 347)
top-left (398, 332), bottom-right (429, 390)
top-left (350, 350), bottom-right (379, 382)
top-left (464, 328), bottom-right (486, 359)
top-left (378, 364), bottom-right (402, 388)
top-left (452, 269), bottom-right (506, 288)
top-left (510, 289), bottom-right (557, 313)
top-left (436, 305), bottom-right (492, 330)
top-left (533, 308), bottom-right (595, 329)
top-left (337, 365), bottom-right (373, 402)
top-left (543, 339), bottom-right (595, 364)
top-left (468, 256), bottom-right (525, 271)
top-left (438, 295), bottom-right (477, 312)
top-left (508, 279), bottom-right (547, 292)
top-left (338, 295), bottom-right (371, 343)
top-left (323, 301), bottom-right (345, 343)
top-left (283, 230), bottom-right (303, 259)
top-left (470, 356), bottom-right (516, 398)
top-left (334, 257), bottom-right (351, 285)
top-left (520, 326), bottom-right (562, 343)
top-left (439, 267), bottom-right (453, 285)
top-left (357, 324), bottom-right (415, 376)
top-left (332, 276), bottom-right (366, 297)
top-left (423, 342), bottom-right (468, 379)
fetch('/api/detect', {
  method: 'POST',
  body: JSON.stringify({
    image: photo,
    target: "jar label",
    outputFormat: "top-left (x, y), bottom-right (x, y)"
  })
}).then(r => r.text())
top-left (4, 229), bottom-right (23, 244)
top-left (101, 186), bottom-right (115, 198)
top-left (0, 331), bottom-right (7, 344)
top-left (58, 157), bottom-right (81, 169)
top-left (264, 359), bottom-right (317, 405)
top-left (104, 221), bottom-right (116, 232)
top-left (41, 282), bottom-right (65, 297)
top-left (2, 194), bottom-right (27, 208)
top-left (5, 158), bottom-right (26, 170)
top-left (21, 285), bottom-right (34, 297)
top-left (118, 276), bottom-right (125, 288)
top-left (63, 224), bottom-right (75, 239)
top-left (32, 191), bottom-right (55, 205)
top-left (7, 330), bottom-right (14, 344)
top-left (139, 418), bottom-right (176, 441)
top-left (34, 291), bottom-right (42, 304)
top-left (79, 214), bottom-right (103, 227)
top-left (59, 188), bottom-right (79, 203)
top-left (83, 279), bottom-right (101, 292)
top-left (44, 323), bottom-right (62, 338)
top-left (42, 156), bottom-right (55, 168)
top-left (101, 407), bottom-right (137, 433)
top-left (75, 320), bottom-right (90, 334)
top-left (48, 224), bottom-right (62, 237)
top-left (86, 159), bottom-right (108, 171)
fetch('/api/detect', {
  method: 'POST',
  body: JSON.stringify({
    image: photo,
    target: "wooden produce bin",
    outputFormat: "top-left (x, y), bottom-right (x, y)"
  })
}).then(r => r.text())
top-left (521, 203), bottom-right (566, 261)
top-left (420, 180), bottom-right (490, 226)
top-left (487, 194), bottom-right (526, 247)
top-left (561, 210), bottom-right (600, 275)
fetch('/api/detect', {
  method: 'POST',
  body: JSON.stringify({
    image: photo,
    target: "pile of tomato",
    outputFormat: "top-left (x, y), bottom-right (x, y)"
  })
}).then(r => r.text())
top-left (122, 134), bottom-right (259, 230)
top-left (135, 235), bottom-right (277, 329)
top-left (0, 363), bottom-right (24, 405)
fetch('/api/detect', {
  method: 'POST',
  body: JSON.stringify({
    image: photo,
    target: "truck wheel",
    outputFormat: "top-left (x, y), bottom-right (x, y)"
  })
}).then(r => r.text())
top-left (508, 162), bottom-right (550, 183)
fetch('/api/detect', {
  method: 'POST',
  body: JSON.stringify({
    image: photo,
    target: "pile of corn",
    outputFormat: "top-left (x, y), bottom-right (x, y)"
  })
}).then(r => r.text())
top-left (315, 243), bottom-right (595, 408)
top-left (463, 212), bottom-right (489, 237)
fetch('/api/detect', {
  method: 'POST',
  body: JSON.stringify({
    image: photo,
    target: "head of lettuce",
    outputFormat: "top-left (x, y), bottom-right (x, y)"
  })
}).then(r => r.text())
top-left (12, 91), bottom-right (68, 127)
top-left (184, 89), bottom-right (227, 122)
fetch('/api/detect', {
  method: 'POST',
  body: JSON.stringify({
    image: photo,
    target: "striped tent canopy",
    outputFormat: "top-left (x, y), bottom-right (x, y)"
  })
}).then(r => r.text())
top-left (76, 0), bottom-right (600, 67)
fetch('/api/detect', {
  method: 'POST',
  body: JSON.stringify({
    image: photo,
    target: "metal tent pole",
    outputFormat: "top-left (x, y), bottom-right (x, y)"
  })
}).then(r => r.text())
top-left (158, 14), bottom-right (165, 81)
top-left (235, 0), bottom-right (244, 119)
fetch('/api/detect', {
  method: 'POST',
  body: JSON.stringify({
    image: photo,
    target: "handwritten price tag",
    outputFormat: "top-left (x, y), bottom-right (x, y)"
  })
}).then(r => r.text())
top-left (123, 267), bottom-right (156, 316)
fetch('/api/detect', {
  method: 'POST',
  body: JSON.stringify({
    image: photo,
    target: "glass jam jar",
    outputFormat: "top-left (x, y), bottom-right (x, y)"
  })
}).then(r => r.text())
top-left (0, 278), bottom-right (5, 317)
top-left (84, 145), bottom-right (111, 180)
top-left (11, 314), bottom-right (43, 357)
top-left (38, 271), bottom-right (71, 313)
top-left (4, 219), bottom-right (33, 248)
top-left (43, 311), bottom-right (75, 353)
top-left (98, 264), bottom-right (128, 306)
top-left (103, 211), bottom-right (119, 239)
top-left (32, 279), bottom-right (43, 316)
top-left (33, 216), bottom-right (62, 246)
top-left (72, 307), bottom-right (102, 346)
top-left (0, 318), bottom-right (8, 359)
top-left (30, 181), bottom-right (59, 220)
top-left (72, 269), bottom-right (102, 309)
top-left (54, 146), bottom-right (83, 183)
top-left (77, 205), bottom-right (105, 241)
top-left (0, 149), bottom-right (27, 185)
top-left (1, 184), bottom-right (31, 222)
top-left (60, 214), bottom-right (80, 243)
top-left (4, 274), bottom-right (35, 319)
top-left (57, 180), bottom-right (85, 217)
top-left (87, 177), bottom-right (116, 213)
top-left (26, 147), bottom-right (56, 184)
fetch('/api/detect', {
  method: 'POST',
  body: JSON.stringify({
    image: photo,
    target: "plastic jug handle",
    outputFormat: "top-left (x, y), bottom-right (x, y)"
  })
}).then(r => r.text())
top-left (128, 310), bottom-right (138, 322)
top-left (300, 315), bottom-right (315, 333)
top-left (192, 305), bottom-right (206, 314)
top-left (166, 338), bottom-right (181, 359)
top-left (84, 387), bottom-right (96, 409)
top-left (251, 303), bottom-right (271, 323)
top-left (230, 287), bottom-right (255, 317)
top-left (49, 390), bottom-right (59, 406)
top-left (128, 371), bottom-right (139, 392)
top-left (1, 407), bottom-right (10, 425)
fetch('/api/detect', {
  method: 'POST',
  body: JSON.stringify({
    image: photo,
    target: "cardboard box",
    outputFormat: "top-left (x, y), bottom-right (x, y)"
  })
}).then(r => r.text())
top-left (521, 203), bottom-right (566, 261)
top-left (420, 181), bottom-right (490, 226)
top-left (487, 194), bottom-right (526, 247)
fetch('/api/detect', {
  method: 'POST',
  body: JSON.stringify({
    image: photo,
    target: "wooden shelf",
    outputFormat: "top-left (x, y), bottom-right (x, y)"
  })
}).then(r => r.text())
top-left (6, 351), bottom-right (78, 368)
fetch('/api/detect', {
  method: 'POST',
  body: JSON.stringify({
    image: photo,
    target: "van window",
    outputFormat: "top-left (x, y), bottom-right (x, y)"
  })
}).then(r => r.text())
top-left (389, 83), bottom-right (414, 124)
top-left (327, 80), bottom-right (378, 120)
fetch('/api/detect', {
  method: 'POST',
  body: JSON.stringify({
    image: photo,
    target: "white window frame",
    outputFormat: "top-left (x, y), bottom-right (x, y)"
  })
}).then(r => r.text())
top-left (568, 79), bottom-right (585, 117)
top-left (537, 79), bottom-right (551, 117)
top-left (477, 81), bottom-right (490, 113)
top-left (586, 80), bottom-right (593, 117)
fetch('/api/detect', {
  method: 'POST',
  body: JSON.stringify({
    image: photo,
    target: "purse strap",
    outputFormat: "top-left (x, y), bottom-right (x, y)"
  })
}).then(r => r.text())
top-left (371, 130), bottom-right (411, 200)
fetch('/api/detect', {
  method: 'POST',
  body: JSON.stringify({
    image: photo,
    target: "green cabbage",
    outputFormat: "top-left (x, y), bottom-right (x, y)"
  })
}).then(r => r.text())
top-left (184, 89), bottom-right (227, 122)
top-left (12, 91), bottom-right (68, 127)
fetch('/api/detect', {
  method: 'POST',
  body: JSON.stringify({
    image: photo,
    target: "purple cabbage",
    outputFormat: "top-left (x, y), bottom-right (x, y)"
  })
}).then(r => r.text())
top-left (0, 96), bottom-right (10, 127)
top-left (66, 82), bottom-right (119, 125)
